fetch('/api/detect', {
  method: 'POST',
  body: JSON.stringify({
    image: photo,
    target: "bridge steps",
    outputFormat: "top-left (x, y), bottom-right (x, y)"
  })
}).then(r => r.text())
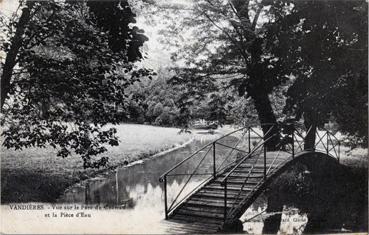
top-left (162, 219), bottom-right (221, 234)
top-left (164, 215), bottom-right (223, 233)
top-left (174, 208), bottom-right (225, 220)
top-left (169, 164), bottom-right (270, 231)
top-left (230, 170), bottom-right (264, 175)
top-left (214, 179), bottom-right (262, 185)
top-left (171, 214), bottom-right (224, 225)
top-left (195, 190), bottom-right (250, 198)
top-left (203, 184), bottom-right (255, 192)
top-left (183, 198), bottom-right (239, 208)
top-left (167, 152), bottom-right (287, 231)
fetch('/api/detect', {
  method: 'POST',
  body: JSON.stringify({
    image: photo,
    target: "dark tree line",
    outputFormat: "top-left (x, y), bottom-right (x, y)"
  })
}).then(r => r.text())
top-left (124, 72), bottom-right (250, 127)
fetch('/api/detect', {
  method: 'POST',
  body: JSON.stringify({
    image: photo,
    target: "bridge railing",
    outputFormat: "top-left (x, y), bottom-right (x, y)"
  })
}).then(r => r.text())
top-left (220, 124), bottom-right (342, 222)
top-left (314, 128), bottom-right (341, 161)
top-left (158, 126), bottom-right (267, 219)
top-left (219, 125), bottom-right (285, 221)
top-left (159, 123), bottom-right (341, 220)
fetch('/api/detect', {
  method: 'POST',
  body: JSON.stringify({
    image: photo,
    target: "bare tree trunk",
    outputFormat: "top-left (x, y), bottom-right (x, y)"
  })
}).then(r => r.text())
top-left (228, 0), bottom-right (280, 149)
top-left (1, 2), bottom-right (33, 112)
top-left (251, 90), bottom-right (280, 150)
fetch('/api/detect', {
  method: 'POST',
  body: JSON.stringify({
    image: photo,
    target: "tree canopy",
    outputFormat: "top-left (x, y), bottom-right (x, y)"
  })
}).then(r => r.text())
top-left (271, 0), bottom-right (368, 145)
top-left (150, 0), bottom-right (367, 146)
top-left (1, 0), bottom-right (151, 168)
top-left (1, 0), bottom-right (367, 169)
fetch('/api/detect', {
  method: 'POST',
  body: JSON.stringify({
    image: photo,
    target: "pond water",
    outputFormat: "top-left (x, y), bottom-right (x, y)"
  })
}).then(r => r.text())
top-left (58, 132), bottom-right (366, 234)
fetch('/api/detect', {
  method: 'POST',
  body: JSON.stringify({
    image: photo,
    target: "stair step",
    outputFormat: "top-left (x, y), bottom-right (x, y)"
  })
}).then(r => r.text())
top-left (163, 220), bottom-right (219, 234)
top-left (203, 184), bottom-right (256, 192)
top-left (171, 214), bottom-right (224, 225)
top-left (175, 208), bottom-right (225, 220)
top-left (166, 219), bottom-right (221, 230)
top-left (233, 169), bottom-right (266, 174)
top-left (184, 199), bottom-right (239, 209)
top-left (219, 174), bottom-right (264, 179)
top-left (254, 158), bottom-right (287, 162)
top-left (238, 164), bottom-right (266, 169)
top-left (196, 190), bottom-right (250, 198)
top-left (166, 226), bottom-right (217, 234)
top-left (187, 196), bottom-right (242, 204)
top-left (192, 192), bottom-right (248, 200)
top-left (164, 223), bottom-right (220, 234)
top-left (199, 187), bottom-right (248, 194)
top-left (178, 204), bottom-right (225, 213)
top-left (227, 175), bottom-right (263, 180)
top-left (212, 177), bottom-right (262, 183)
top-left (214, 179), bottom-right (262, 186)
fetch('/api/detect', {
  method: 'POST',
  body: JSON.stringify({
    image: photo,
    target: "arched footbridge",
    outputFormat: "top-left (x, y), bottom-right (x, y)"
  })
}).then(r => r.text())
top-left (159, 124), bottom-right (341, 233)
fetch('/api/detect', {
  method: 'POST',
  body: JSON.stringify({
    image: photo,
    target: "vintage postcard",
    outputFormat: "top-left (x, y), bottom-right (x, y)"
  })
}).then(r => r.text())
top-left (0, 0), bottom-right (367, 234)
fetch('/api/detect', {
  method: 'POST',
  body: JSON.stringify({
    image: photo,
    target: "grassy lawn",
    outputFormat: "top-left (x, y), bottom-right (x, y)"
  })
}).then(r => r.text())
top-left (1, 124), bottom-right (192, 203)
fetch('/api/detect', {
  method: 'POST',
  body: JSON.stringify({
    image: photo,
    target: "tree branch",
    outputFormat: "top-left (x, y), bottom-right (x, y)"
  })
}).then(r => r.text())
top-left (202, 11), bottom-right (249, 63)
top-left (1, 2), bottom-right (34, 112)
top-left (251, 2), bottom-right (264, 30)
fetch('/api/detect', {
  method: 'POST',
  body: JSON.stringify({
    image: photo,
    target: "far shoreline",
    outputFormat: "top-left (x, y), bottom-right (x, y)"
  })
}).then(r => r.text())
top-left (57, 136), bottom-right (196, 202)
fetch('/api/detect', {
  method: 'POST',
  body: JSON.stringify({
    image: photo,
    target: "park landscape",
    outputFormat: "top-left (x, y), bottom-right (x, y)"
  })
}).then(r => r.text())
top-left (0, 0), bottom-right (368, 234)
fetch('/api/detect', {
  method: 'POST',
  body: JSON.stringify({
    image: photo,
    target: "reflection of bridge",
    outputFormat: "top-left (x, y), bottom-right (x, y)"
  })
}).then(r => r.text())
top-left (159, 124), bottom-right (341, 233)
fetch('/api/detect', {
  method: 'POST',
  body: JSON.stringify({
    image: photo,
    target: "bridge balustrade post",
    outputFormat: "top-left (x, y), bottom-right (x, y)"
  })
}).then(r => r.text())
top-left (264, 145), bottom-right (267, 180)
top-left (326, 131), bottom-right (329, 156)
top-left (338, 141), bottom-right (341, 162)
top-left (163, 175), bottom-right (168, 219)
top-left (224, 179), bottom-right (227, 222)
top-left (292, 128), bottom-right (295, 159)
top-left (248, 127), bottom-right (251, 153)
top-left (213, 142), bottom-right (216, 178)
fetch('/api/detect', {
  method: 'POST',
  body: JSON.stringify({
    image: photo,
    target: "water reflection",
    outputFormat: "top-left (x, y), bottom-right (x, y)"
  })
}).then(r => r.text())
top-left (61, 134), bottom-right (239, 207)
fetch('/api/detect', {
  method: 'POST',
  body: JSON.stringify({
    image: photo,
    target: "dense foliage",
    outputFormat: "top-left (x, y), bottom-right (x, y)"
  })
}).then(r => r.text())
top-left (268, 0), bottom-right (368, 145)
top-left (1, 0), bottom-right (367, 169)
top-left (1, 0), bottom-right (152, 168)
top-left (147, 0), bottom-right (368, 147)
top-left (124, 69), bottom-right (257, 127)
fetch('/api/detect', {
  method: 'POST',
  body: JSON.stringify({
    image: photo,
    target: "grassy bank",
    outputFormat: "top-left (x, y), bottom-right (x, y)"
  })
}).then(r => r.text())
top-left (1, 124), bottom-right (192, 203)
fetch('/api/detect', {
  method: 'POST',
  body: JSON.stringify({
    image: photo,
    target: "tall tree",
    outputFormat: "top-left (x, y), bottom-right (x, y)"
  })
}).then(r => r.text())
top-left (264, 0), bottom-right (368, 148)
top-left (158, 0), bottom-right (367, 148)
top-left (159, 0), bottom-right (292, 149)
top-left (1, 0), bottom-right (150, 168)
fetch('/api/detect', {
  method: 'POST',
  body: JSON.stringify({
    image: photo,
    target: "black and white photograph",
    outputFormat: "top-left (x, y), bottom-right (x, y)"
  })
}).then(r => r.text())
top-left (0, 0), bottom-right (367, 233)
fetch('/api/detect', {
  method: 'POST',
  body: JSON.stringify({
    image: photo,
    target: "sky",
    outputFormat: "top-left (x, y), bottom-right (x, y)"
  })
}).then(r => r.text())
top-left (132, 0), bottom-right (194, 70)
top-left (0, 0), bottom-right (18, 15)
top-left (0, 0), bottom-right (19, 60)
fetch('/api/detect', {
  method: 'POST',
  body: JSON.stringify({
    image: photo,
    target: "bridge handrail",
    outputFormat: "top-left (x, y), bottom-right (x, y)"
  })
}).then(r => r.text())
top-left (219, 133), bottom-right (277, 185)
top-left (320, 127), bottom-right (341, 143)
top-left (159, 126), bottom-right (248, 181)
top-left (159, 122), bottom-right (343, 222)
top-left (159, 142), bottom-right (212, 181)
